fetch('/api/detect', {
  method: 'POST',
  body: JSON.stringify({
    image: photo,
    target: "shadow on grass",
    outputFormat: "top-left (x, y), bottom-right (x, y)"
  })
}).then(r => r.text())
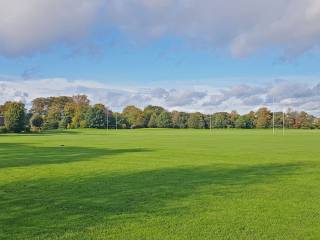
top-left (0, 130), bottom-right (82, 137)
top-left (0, 143), bottom-right (151, 169)
top-left (0, 162), bottom-right (303, 239)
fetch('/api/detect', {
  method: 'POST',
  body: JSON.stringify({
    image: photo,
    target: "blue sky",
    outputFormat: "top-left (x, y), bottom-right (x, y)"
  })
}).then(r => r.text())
top-left (1, 35), bottom-right (320, 84)
top-left (0, 0), bottom-right (320, 114)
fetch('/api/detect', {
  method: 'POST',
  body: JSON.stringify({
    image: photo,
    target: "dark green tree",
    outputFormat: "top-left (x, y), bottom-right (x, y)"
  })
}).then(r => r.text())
top-left (30, 114), bottom-right (44, 131)
top-left (156, 111), bottom-right (172, 128)
top-left (235, 112), bottom-right (256, 129)
top-left (4, 102), bottom-right (26, 133)
top-left (85, 104), bottom-right (107, 129)
top-left (143, 105), bottom-right (165, 127)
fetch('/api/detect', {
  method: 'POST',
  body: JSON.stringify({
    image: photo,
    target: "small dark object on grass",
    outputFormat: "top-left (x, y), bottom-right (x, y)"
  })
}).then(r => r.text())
top-left (60, 145), bottom-right (65, 147)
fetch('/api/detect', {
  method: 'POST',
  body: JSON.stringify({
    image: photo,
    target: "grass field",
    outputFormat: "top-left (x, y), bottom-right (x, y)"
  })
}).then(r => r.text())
top-left (1, 129), bottom-right (320, 239)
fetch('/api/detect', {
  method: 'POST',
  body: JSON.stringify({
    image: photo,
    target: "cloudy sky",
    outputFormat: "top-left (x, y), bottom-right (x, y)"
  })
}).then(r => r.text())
top-left (0, 0), bottom-right (320, 114)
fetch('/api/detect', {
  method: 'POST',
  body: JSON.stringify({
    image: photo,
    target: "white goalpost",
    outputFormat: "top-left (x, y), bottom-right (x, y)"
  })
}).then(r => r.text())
top-left (106, 106), bottom-right (109, 131)
top-left (115, 112), bottom-right (118, 131)
top-left (273, 96), bottom-right (275, 136)
top-left (283, 110), bottom-right (285, 136)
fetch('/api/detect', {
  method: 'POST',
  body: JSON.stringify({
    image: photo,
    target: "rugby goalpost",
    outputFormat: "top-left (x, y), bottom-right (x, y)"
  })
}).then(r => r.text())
top-left (272, 96), bottom-right (286, 136)
top-left (106, 106), bottom-right (118, 131)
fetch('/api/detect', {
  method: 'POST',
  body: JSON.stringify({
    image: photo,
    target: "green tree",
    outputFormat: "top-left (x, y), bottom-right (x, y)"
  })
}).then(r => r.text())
top-left (187, 112), bottom-right (206, 129)
top-left (4, 102), bottom-right (26, 133)
top-left (212, 112), bottom-right (230, 128)
top-left (30, 114), bottom-right (44, 131)
top-left (85, 104), bottom-right (107, 129)
top-left (59, 116), bottom-right (72, 129)
top-left (148, 113), bottom-right (158, 128)
top-left (143, 105), bottom-right (165, 127)
top-left (235, 112), bottom-right (256, 129)
top-left (273, 112), bottom-right (285, 128)
top-left (156, 111), bottom-right (172, 128)
top-left (113, 113), bottom-right (129, 129)
top-left (122, 105), bottom-right (144, 128)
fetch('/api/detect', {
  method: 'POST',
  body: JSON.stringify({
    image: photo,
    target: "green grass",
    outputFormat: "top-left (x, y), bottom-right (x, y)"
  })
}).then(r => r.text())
top-left (1, 129), bottom-right (320, 239)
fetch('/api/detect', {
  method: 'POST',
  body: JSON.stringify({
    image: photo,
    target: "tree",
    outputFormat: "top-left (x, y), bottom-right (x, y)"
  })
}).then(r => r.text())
top-left (30, 114), bottom-right (44, 131)
top-left (148, 113), bottom-right (158, 128)
top-left (59, 116), bottom-right (72, 129)
top-left (70, 95), bottom-right (90, 128)
top-left (235, 111), bottom-right (255, 129)
top-left (105, 108), bottom-right (115, 129)
top-left (286, 109), bottom-right (299, 128)
top-left (113, 113), bottom-right (129, 129)
top-left (72, 94), bottom-right (90, 106)
top-left (122, 105), bottom-right (144, 128)
top-left (4, 102), bottom-right (26, 133)
top-left (156, 111), bottom-right (172, 128)
top-left (172, 111), bottom-right (189, 128)
top-left (187, 112), bottom-right (206, 129)
top-left (229, 111), bottom-right (240, 128)
top-left (143, 105), bottom-right (165, 127)
top-left (31, 97), bottom-right (50, 116)
top-left (85, 104), bottom-right (107, 128)
top-left (255, 107), bottom-right (272, 128)
top-left (0, 104), bottom-right (5, 115)
top-left (31, 96), bottom-right (73, 116)
top-left (212, 112), bottom-right (230, 128)
top-left (314, 118), bottom-right (320, 129)
top-left (297, 111), bottom-right (314, 129)
top-left (273, 112), bottom-right (285, 128)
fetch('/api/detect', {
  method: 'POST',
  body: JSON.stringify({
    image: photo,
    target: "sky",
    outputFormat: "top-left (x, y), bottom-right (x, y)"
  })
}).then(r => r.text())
top-left (0, 0), bottom-right (320, 115)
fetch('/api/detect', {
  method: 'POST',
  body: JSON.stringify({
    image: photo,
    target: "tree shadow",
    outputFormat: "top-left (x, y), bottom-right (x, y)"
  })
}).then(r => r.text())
top-left (27, 130), bottom-right (82, 135)
top-left (0, 162), bottom-right (304, 239)
top-left (0, 143), bottom-right (151, 169)
top-left (0, 130), bottom-right (82, 137)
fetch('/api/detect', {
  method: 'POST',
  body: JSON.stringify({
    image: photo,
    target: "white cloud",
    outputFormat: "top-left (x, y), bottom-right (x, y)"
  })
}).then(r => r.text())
top-left (1, 0), bottom-right (320, 57)
top-left (0, 0), bottom-right (102, 56)
top-left (0, 78), bottom-right (319, 116)
top-left (106, 0), bottom-right (320, 58)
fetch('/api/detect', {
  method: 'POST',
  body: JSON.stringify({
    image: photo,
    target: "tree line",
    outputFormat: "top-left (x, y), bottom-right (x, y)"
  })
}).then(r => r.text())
top-left (0, 95), bottom-right (319, 133)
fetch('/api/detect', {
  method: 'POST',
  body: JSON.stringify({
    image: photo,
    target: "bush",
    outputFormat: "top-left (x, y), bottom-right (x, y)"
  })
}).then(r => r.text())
top-left (24, 126), bottom-right (31, 133)
top-left (43, 120), bottom-right (59, 130)
top-left (30, 114), bottom-right (44, 131)
top-left (80, 120), bottom-right (88, 128)
top-left (0, 127), bottom-right (7, 134)
top-left (59, 116), bottom-right (71, 129)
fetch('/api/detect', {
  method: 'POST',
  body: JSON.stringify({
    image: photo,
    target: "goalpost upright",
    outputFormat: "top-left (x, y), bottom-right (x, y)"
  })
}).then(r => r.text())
top-left (283, 110), bottom-right (285, 136)
top-left (115, 112), bottom-right (118, 131)
top-left (106, 106), bottom-right (109, 131)
top-left (272, 96), bottom-right (275, 135)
